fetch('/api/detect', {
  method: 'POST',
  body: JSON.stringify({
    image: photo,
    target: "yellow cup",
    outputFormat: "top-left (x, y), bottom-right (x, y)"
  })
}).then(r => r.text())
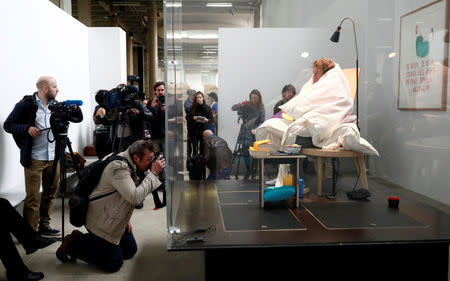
top-left (283, 174), bottom-right (293, 186)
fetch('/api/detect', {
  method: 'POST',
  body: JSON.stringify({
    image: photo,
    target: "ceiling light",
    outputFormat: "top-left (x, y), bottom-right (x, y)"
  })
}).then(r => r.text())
top-left (202, 56), bottom-right (215, 58)
top-left (203, 45), bottom-right (218, 49)
top-left (388, 52), bottom-right (397, 58)
top-left (203, 51), bottom-right (216, 54)
top-left (206, 3), bottom-right (233, 7)
top-left (166, 2), bottom-right (182, 8)
top-left (300, 51), bottom-right (310, 58)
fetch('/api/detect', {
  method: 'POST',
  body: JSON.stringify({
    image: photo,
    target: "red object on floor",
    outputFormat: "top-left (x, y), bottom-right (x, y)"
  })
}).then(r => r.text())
top-left (154, 207), bottom-right (160, 210)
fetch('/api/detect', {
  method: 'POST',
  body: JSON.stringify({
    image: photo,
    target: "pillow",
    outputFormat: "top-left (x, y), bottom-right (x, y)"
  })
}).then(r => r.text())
top-left (264, 185), bottom-right (295, 202)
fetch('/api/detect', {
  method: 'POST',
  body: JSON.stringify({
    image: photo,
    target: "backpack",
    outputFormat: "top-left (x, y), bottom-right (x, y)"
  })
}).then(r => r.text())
top-left (69, 154), bottom-right (135, 227)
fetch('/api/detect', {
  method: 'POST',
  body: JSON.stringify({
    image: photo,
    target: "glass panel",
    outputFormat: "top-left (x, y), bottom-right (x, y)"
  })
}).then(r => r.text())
top-left (165, 0), bottom-right (450, 246)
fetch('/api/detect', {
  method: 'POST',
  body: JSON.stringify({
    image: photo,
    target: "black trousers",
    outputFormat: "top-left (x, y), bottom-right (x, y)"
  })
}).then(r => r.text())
top-left (0, 198), bottom-right (36, 273)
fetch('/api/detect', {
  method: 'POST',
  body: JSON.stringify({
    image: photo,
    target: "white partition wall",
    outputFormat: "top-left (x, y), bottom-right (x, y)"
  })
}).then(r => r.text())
top-left (0, 0), bottom-right (127, 204)
top-left (88, 27), bottom-right (127, 112)
top-left (218, 28), bottom-right (355, 152)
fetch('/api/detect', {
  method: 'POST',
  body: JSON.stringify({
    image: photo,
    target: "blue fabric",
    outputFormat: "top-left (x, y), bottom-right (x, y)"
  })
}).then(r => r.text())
top-left (264, 185), bottom-right (296, 202)
top-left (207, 166), bottom-right (232, 180)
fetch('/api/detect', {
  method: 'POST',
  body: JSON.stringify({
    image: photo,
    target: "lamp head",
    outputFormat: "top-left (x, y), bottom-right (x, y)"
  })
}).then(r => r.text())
top-left (330, 26), bottom-right (341, 42)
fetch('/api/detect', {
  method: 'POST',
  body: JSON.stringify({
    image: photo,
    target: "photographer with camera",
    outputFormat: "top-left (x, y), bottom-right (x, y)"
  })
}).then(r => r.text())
top-left (102, 83), bottom-right (153, 153)
top-left (4, 76), bottom-right (82, 236)
top-left (146, 81), bottom-right (166, 153)
top-left (56, 140), bottom-right (165, 273)
top-left (231, 89), bottom-right (265, 180)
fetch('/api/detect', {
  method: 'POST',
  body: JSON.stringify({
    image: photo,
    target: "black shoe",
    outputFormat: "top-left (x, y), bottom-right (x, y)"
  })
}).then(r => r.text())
top-left (38, 226), bottom-right (60, 237)
top-left (135, 202), bottom-right (144, 209)
top-left (23, 235), bottom-right (58, 255)
top-left (6, 269), bottom-right (44, 281)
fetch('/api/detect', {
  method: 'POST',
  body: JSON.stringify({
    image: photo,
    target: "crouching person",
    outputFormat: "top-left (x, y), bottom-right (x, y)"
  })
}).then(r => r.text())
top-left (56, 140), bottom-right (165, 272)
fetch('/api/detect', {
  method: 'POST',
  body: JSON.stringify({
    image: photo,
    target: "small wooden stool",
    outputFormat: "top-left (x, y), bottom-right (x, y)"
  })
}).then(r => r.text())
top-left (301, 148), bottom-right (368, 196)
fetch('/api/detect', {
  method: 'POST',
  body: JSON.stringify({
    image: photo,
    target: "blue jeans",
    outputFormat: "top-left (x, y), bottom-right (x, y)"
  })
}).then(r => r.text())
top-left (71, 228), bottom-right (137, 272)
top-left (207, 167), bottom-right (232, 180)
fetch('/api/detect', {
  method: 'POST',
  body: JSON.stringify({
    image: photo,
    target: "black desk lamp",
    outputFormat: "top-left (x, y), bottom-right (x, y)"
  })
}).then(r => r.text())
top-left (330, 17), bottom-right (359, 130)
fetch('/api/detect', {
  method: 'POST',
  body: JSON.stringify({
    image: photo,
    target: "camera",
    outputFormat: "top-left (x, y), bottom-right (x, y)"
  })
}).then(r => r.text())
top-left (97, 85), bottom-right (144, 115)
top-left (49, 101), bottom-right (83, 135)
top-left (157, 95), bottom-right (165, 106)
top-left (236, 101), bottom-right (251, 123)
top-left (127, 75), bottom-right (141, 84)
top-left (149, 151), bottom-right (165, 174)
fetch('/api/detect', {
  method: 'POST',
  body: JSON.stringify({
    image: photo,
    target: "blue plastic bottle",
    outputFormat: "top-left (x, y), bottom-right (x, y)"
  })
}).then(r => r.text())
top-left (298, 178), bottom-right (304, 198)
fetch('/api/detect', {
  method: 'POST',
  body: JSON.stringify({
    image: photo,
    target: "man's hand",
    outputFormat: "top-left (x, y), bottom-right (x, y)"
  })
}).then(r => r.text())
top-left (28, 126), bottom-right (41, 137)
top-left (95, 107), bottom-right (106, 117)
top-left (129, 108), bottom-right (140, 115)
top-left (128, 222), bottom-right (133, 233)
top-left (151, 97), bottom-right (159, 109)
top-left (151, 154), bottom-right (165, 175)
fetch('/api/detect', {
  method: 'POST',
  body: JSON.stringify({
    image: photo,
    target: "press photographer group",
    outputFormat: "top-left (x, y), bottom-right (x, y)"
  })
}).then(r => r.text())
top-left (2, 75), bottom-right (168, 278)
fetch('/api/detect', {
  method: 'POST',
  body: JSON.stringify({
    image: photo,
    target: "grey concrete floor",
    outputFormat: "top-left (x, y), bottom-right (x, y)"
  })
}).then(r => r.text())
top-left (0, 196), bottom-right (205, 281)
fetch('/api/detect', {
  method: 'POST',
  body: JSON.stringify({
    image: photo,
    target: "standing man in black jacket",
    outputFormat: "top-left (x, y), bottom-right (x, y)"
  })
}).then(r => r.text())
top-left (3, 76), bottom-right (83, 236)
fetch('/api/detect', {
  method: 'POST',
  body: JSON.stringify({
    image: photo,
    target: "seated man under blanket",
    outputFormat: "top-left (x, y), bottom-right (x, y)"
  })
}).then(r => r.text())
top-left (255, 57), bottom-right (378, 186)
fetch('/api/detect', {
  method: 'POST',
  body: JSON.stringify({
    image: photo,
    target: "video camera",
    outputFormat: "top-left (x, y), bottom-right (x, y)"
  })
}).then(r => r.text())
top-left (98, 85), bottom-right (144, 113)
top-left (236, 101), bottom-right (252, 123)
top-left (127, 75), bottom-right (141, 84)
top-left (49, 100), bottom-right (83, 135)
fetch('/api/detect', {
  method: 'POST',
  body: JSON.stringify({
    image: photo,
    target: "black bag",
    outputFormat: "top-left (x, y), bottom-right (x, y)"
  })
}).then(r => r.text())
top-left (69, 155), bottom-right (134, 227)
top-left (187, 155), bottom-right (204, 180)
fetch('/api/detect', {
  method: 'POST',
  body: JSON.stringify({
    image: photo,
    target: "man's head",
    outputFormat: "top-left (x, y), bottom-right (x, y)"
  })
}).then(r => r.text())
top-left (128, 140), bottom-right (155, 171)
top-left (154, 81), bottom-right (165, 97)
top-left (36, 76), bottom-right (59, 100)
top-left (208, 92), bottom-right (218, 102)
top-left (202, 129), bottom-right (214, 141)
top-left (187, 89), bottom-right (196, 101)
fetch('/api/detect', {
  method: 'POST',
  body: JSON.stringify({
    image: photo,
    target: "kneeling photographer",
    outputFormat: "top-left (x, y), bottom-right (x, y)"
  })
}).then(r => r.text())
top-left (97, 82), bottom-right (154, 153)
top-left (56, 140), bottom-right (165, 273)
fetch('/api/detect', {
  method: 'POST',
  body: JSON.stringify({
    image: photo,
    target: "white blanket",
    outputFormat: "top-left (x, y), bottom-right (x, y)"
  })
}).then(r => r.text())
top-left (255, 64), bottom-right (379, 156)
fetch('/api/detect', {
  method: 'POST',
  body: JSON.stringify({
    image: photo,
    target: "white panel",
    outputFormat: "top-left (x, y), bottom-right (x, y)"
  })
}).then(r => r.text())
top-left (0, 0), bottom-right (126, 203)
top-left (218, 28), bottom-right (348, 151)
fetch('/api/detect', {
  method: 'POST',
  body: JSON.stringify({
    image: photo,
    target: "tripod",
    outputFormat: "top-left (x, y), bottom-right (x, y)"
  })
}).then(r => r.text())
top-left (51, 126), bottom-right (82, 240)
top-left (231, 116), bottom-right (250, 180)
top-left (111, 110), bottom-right (132, 153)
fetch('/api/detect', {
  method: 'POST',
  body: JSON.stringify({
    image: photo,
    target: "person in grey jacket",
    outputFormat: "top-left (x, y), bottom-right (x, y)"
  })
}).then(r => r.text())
top-left (56, 140), bottom-right (165, 272)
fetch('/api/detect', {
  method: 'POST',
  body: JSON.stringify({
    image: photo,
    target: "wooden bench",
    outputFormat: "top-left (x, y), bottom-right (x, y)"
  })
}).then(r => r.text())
top-left (301, 148), bottom-right (368, 196)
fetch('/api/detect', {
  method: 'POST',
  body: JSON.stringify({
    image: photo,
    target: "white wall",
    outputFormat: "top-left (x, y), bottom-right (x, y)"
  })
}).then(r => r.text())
top-left (88, 27), bottom-right (127, 123)
top-left (259, 0), bottom-right (450, 205)
top-left (0, 0), bottom-right (126, 205)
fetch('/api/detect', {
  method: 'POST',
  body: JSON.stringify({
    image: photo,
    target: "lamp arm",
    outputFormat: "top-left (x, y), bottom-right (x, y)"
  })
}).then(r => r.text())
top-left (340, 17), bottom-right (359, 130)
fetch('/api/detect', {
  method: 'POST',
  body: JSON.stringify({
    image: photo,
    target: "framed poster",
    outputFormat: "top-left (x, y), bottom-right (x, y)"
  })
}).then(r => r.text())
top-left (398, 0), bottom-right (449, 110)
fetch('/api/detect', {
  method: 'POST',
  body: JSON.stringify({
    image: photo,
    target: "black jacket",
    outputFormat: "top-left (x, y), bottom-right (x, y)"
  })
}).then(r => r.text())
top-left (203, 134), bottom-right (233, 173)
top-left (187, 103), bottom-right (214, 138)
top-left (3, 93), bottom-right (83, 167)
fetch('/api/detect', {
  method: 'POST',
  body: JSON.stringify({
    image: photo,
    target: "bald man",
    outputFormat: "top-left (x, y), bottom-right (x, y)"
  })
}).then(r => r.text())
top-left (202, 129), bottom-right (233, 180)
top-left (4, 76), bottom-right (82, 236)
